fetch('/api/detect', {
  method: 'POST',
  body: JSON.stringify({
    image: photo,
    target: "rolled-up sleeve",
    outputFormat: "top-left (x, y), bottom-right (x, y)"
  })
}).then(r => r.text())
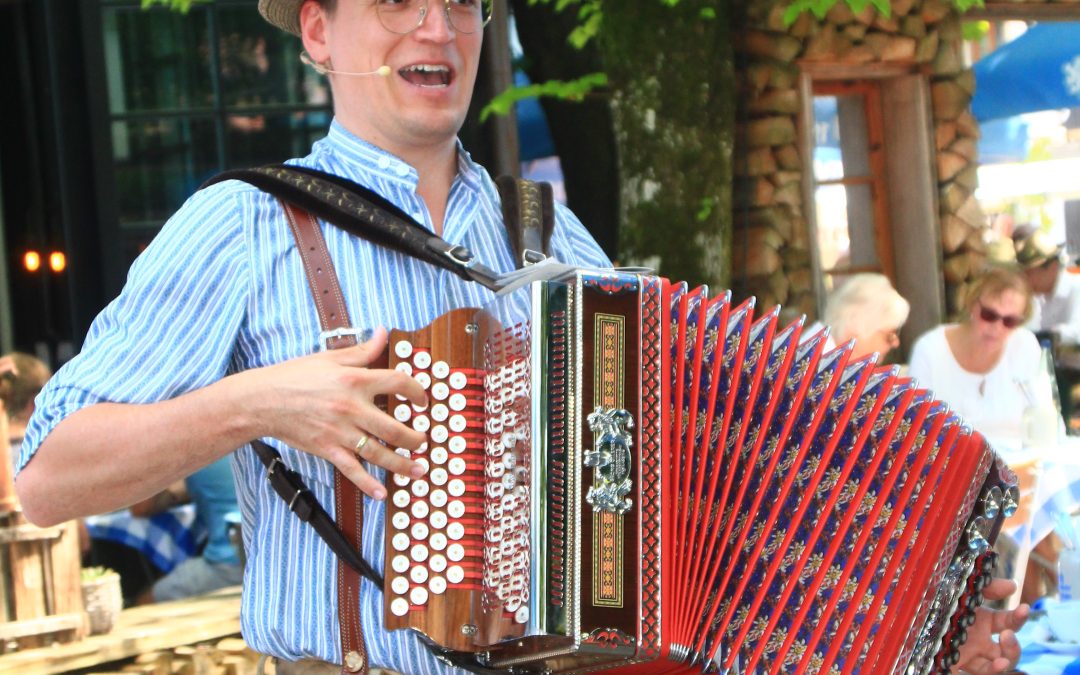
top-left (19, 182), bottom-right (252, 473)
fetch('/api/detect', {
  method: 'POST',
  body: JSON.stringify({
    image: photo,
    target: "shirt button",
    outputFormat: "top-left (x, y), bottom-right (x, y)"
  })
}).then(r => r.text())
top-left (377, 156), bottom-right (391, 170)
top-left (395, 163), bottom-right (409, 176)
top-left (344, 650), bottom-right (365, 672)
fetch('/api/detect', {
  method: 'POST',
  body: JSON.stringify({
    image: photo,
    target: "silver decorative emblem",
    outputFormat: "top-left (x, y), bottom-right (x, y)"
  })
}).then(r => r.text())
top-left (584, 406), bottom-right (634, 514)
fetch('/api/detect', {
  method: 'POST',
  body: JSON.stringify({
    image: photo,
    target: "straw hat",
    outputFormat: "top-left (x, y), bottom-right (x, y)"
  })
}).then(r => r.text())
top-left (258, 0), bottom-right (304, 37)
top-left (1016, 230), bottom-right (1065, 269)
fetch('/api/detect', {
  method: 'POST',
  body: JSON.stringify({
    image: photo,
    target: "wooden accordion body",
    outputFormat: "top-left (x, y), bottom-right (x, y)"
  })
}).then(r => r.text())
top-left (380, 270), bottom-right (1018, 674)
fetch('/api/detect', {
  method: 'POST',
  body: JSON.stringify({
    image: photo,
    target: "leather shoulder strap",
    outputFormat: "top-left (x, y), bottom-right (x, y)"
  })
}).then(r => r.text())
top-left (281, 202), bottom-right (369, 675)
top-left (495, 175), bottom-right (555, 267)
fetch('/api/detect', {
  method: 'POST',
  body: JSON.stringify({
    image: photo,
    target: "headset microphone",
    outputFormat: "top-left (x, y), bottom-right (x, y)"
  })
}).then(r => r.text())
top-left (300, 52), bottom-right (391, 77)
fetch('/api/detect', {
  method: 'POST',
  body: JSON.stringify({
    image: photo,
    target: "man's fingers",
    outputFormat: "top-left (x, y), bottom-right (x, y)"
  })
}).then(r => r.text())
top-left (996, 628), bottom-right (1021, 667)
top-left (327, 327), bottom-right (388, 367)
top-left (987, 603), bottom-right (1029, 634)
top-left (361, 407), bottom-right (427, 452)
top-left (981, 577), bottom-right (1017, 602)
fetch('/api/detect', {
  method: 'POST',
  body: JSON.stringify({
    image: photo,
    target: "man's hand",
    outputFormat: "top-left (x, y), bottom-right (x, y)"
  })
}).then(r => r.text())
top-left (952, 578), bottom-right (1029, 674)
top-left (244, 327), bottom-right (429, 500)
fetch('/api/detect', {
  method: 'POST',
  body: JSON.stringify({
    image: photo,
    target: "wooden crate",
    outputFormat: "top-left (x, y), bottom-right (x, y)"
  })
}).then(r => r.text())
top-left (0, 511), bottom-right (87, 652)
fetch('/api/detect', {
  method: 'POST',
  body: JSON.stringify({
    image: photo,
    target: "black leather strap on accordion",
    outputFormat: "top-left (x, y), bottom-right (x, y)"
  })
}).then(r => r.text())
top-left (202, 165), bottom-right (504, 292)
top-left (494, 175), bottom-right (555, 266)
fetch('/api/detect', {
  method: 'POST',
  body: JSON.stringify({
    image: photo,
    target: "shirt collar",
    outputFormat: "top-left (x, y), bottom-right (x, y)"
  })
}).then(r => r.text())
top-left (317, 119), bottom-right (485, 194)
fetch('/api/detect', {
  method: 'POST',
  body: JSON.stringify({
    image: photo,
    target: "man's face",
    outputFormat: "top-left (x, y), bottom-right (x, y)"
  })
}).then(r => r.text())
top-left (1025, 260), bottom-right (1059, 295)
top-left (302, 0), bottom-right (483, 153)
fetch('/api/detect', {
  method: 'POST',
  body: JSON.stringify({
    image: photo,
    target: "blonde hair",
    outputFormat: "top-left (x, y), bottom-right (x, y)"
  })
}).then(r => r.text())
top-left (962, 265), bottom-right (1034, 322)
top-left (0, 352), bottom-right (50, 421)
top-left (824, 274), bottom-right (910, 343)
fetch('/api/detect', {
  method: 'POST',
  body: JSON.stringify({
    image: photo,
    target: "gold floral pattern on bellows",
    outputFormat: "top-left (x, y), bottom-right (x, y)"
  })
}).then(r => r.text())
top-left (872, 407), bottom-right (896, 433)
top-left (858, 489), bottom-right (878, 516)
top-left (781, 541), bottom-right (806, 570)
top-left (749, 615), bottom-right (773, 642)
top-left (838, 479), bottom-right (859, 506)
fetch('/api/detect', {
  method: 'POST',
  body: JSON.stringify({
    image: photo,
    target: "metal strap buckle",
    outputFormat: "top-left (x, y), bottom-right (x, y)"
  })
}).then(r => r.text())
top-left (319, 327), bottom-right (371, 351)
top-left (521, 249), bottom-right (547, 266)
top-left (445, 245), bottom-right (479, 269)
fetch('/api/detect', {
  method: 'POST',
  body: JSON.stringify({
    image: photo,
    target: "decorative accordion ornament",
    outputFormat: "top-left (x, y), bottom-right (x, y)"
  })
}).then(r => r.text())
top-left (379, 270), bottom-right (1019, 674)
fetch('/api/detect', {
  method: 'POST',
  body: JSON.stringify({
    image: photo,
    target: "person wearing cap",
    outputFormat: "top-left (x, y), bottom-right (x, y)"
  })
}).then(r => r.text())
top-left (13, 1), bottom-right (606, 673)
top-left (1017, 229), bottom-right (1080, 421)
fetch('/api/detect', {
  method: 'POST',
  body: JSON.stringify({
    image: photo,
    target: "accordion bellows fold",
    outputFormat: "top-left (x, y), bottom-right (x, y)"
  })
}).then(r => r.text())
top-left (376, 270), bottom-right (1017, 675)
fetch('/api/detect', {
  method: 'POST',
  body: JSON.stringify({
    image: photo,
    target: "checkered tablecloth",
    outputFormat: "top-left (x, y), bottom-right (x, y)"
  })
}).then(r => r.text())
top-left (85, 504), bottom-right (207, 573)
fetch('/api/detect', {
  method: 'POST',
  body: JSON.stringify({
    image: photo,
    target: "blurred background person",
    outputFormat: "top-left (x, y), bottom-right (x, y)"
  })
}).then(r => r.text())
top-left (132, 457), bottom-right (242, 603)
top-left (1016, 229), bottom-right (1080, 426)
top-left (908, 265), bottom-right (1052, 448)
top-left (0, 352), bottom-right (51, 463)
top-left (804, 273), bottom-right (910, 362)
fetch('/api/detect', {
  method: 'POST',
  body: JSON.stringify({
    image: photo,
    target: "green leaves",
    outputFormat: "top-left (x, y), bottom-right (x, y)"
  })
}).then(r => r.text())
top-left (479, 72), bottom-right (609, 121)
top-left (783, 0), bottom-right (983, 25)
top-left (140, 0), bottom-right (204, 11)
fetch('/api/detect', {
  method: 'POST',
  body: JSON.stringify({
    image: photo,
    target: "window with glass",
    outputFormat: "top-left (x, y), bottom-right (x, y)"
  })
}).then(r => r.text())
top-left (98, 0), bottom-right (332, 233)
top-left (811, 80), bottom-right (894, 294)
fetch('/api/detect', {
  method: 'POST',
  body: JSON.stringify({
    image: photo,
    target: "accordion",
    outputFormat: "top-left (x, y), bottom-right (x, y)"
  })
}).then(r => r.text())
top-left (379, 270), bottom-right (1018, 674)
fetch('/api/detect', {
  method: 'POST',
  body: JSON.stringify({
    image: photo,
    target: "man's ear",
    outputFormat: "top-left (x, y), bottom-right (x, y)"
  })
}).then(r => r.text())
top-left (299, 0), bottom-right (330, 63)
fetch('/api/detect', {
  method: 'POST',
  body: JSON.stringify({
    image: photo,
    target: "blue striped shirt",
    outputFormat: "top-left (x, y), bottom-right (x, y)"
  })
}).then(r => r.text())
top-left (21, 120), bottom-right (609, 671)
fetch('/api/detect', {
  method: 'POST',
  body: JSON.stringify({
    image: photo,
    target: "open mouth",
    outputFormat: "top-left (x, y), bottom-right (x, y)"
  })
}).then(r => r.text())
top-left (399, 64), bottom-right (452, 88)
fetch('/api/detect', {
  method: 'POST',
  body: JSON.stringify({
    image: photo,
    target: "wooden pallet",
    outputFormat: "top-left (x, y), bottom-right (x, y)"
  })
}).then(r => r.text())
top-left (0, 511), bottom-right (87, 651)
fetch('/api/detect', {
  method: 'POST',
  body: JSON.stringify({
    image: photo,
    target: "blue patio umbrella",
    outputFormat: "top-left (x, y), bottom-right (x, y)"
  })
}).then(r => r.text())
top-left (972, 22), bottom-right (1080, 122)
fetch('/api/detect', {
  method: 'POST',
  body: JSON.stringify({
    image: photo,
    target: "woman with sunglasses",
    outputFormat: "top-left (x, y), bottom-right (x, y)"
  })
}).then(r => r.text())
top-left (909, 265), bottom-right (1053, 446)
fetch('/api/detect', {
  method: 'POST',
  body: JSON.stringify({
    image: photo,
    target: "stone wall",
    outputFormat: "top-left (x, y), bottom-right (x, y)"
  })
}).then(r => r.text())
top-left (732, 0), bottom-right (994, 319)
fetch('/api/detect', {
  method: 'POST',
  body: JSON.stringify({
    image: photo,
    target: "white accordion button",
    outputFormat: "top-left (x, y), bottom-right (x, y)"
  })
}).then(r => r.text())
top-left (391, 576), bottom-right (409, 595)
top-left (429, 532), bottom-right (448, 551)
top-left (394, 404), bottom-right (412, 422)
top-left (411, 480), bottom-right (430, 499)
top-left (447, 522), bottom-right (465, 541)
top-left (412, 415), bottom-right (430, 433)
top-left (392, 554), bottom-right (410, 574)
top-left (449, 372), bottom-right (467, 390)
top-left (430, 467), bottom-right (448, 486)
top-left (448, 437), bottom-right (467, 454)
top-left (429, 553), bottom-right (447, 573)
top-left (431, 403), bottom-right (449, 422)
top-left (449, 415), bottom-right (467, 433)
top-left (392, 512), bottom-right (410, 530)
top-left (448, 500), bottom-right (466, 519)
top-left (515, 607), bottom-right (529, 624)
top-left (391, 597), bottom-right (409, 616)
top-left (432, 361), bottom-right (450, 379)
top-left (413, 350), bottom-right (432, 370)
top-left (410, 500), bottom-right (429, 520)
top-left (448, 479), bottom-right (466, 497)
top-left (392, 533), bottom-right (410, 552)
top-left (449, 394), bottom-right (467, 411)
top-left (411, 522), bottom-right (430, 541)
top-left (503, 452), bottom-right (517, 469)
top-left (430, 446), bottom-right (449, 465)
top-left (392, 472), bottom-right (410, 487)
top-left (430, 510), bottom-right (448, 529)
top-left (447, 543), bottom-right (465, 562)
top-left (447, 565), bottom-right (465, 584)
top-left (431, 425), bottom-right (449, 443)
top-left (429, 575), bottom-right (447, 595)
top-left (414, 456), bottom-right (430, 474)
top-left (432, 382), bottom-right (450, 401)
top-left (430, 489), bottom-right (448, 508)
top-left (410, 543), bottom-right (429, 563)
top-left (502, 473), bottom-right (517, 490)
top-left (410, 565), bottom-right (429, 585)
top-left (409, 586), bottom-right (429, 606)
top-left (415, 372), bottom-right (432, 390)
top-left (448, 457), bottom-right (467, 476)
top-left (392, 490), bottom-right (410, 508)
top-left (395, 361), bottom-right (413, 376)
top-left (394, 340), bottom-right (413, 359)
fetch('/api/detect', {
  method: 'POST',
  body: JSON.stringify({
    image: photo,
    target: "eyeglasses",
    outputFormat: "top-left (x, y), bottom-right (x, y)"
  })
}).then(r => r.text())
top-left (375, 0), bottom-right (494, 35)
top-left (976, 302), bottom-right (1024, 329)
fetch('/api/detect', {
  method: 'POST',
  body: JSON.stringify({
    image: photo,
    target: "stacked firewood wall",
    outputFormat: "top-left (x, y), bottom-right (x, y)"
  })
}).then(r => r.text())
top-left (733, 0), bottom-right (991, 318)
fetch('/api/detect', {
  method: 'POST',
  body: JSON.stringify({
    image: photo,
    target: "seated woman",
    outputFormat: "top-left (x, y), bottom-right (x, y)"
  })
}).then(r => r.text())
top-left (810, 273), bottom-right (910, 361)
top-left (908, 265), bottom-right (1052, 447)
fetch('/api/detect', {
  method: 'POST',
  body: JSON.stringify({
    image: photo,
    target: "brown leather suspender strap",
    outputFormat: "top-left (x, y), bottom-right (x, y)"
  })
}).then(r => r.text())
top-left (281, 201), bottom-right (369, 675)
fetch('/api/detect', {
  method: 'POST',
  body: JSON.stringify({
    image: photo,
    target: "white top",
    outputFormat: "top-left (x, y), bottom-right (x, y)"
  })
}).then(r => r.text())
top-left (1028, 268), bottom-right (1080, 345)
top-left (908, 324), bottom-right (1049, 446)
